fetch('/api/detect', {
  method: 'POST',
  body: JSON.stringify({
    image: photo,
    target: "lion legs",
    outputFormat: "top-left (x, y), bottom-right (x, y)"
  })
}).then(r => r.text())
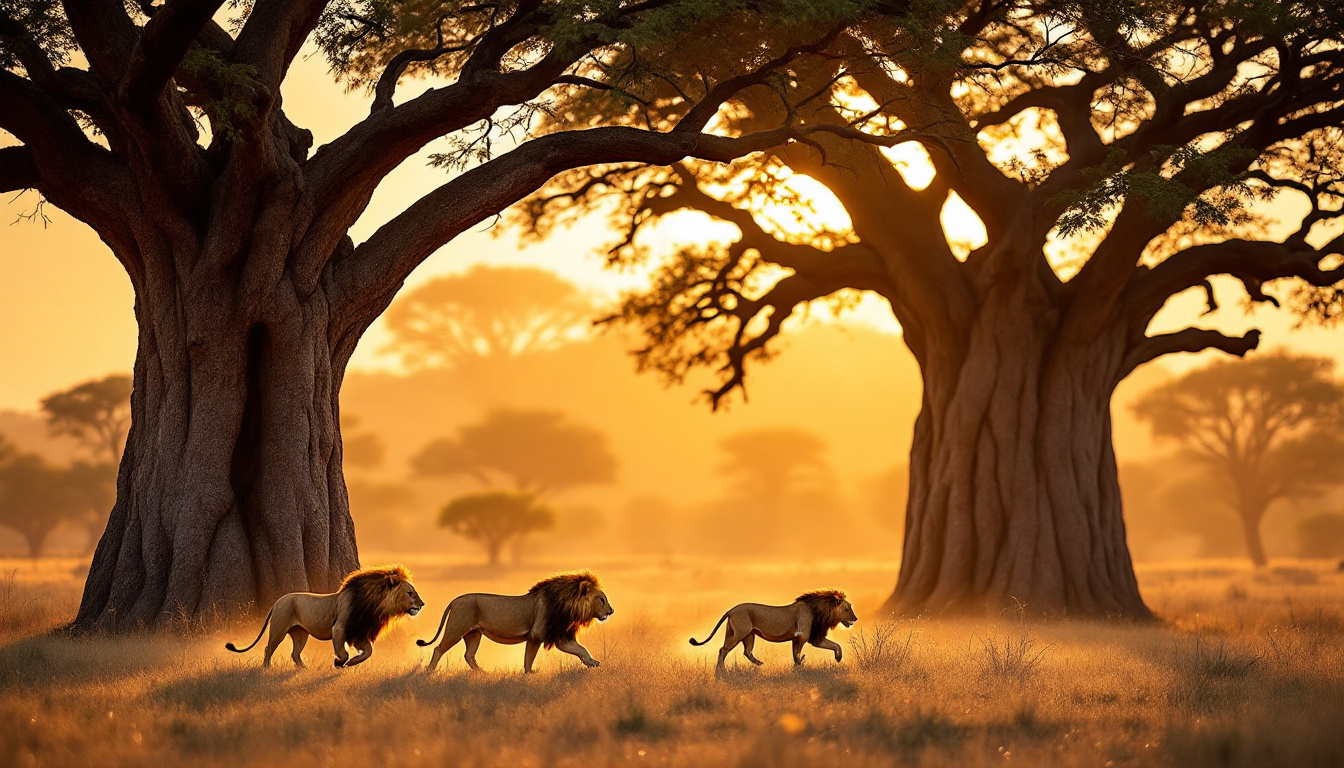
top-left (523, 639), bottom-right (541, 673)
top-left (715, 620), bottom-right (747, 674)
top-left (288, 628), bottom-right (309, 669)
top-left (792, 636), bottom-right (807, 666)
top-left (344, 640), bottom-right (374, 667)
top-left (262, 620), bottom-right (295, 668)
top-left (741, 634), bottom-right (765, 666)
top-left (813, 637), bottom-right (843, 663)
top-left (426, 618), bottom-right (475, 672)
top-left (463, 630), bottom-right (483, 671)
top-left (556, 637), bottom-right (600, 668)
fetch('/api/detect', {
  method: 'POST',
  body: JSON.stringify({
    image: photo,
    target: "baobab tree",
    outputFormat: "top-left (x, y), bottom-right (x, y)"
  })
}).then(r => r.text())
top-left (0, 0), bottom-right (891, 629)
top-left (1133, 352), bottom-right (1344, 567)
top-left (523, 1), bottom-right (1344, 616)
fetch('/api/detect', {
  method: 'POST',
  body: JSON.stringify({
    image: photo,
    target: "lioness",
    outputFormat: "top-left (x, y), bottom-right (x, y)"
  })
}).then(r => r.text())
top-left (690, 589), bottom-right (857, 674)
top-left (225, 564), bottom-right (424, 668)
top-left (418, 572), bottom-right (613, 673)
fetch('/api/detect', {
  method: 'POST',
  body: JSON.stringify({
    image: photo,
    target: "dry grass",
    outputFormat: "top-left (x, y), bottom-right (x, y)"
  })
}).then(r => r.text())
top-left (2, 556), bottom-right (1343, 767)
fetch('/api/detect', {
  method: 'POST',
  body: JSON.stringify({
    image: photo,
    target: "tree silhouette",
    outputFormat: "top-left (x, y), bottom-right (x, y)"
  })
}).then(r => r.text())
top-left (523, 1), bottom-right (1344, 616)
top-left (40, 374), bottom-right (131, 463)
top-left (0, 454), bottom-right (84, 557)
top-left (413, 409), bottom-right (615, 495)
top-left (384, 266), bottom-right (596, 371)
top-left (1134, 353), bottom-right (1344, 567)
top-left (64, 460), bottom-right (118, 554)
top-left (717, 427), bottom-right (829, 514)
top-left (1299, 512), bottom-right (1344, 560)
top-left (2, 1), bottom-right (885, 628)
top-left (438, 490), bottom-right (554, 566)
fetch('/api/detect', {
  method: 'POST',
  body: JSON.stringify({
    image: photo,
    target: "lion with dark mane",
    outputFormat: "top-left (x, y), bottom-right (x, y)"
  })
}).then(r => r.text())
top-left (418, 572), bottom-right (613, 673)
top-left (225, 565), bottom-right (424, 668)
top-left (689, 589), bottom-right (857, 674)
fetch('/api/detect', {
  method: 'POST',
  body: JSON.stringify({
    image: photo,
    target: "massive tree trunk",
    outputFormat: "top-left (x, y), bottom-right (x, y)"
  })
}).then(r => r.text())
top-left (73, 217), bottom-right (364, 630)
top-left (882, 285), bottom-right (1151, 619)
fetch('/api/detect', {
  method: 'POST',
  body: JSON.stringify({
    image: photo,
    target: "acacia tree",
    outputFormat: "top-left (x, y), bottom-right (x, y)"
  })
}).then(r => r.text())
top-left (0, 0), bottom-right (891, 628)
top-left (384, 265), bottom-right (597, 370)
top-left (40, 374), bottom-right (132, 463)
top-left (412, 409), bottom-right (616, 495)
top-left (718, 427), bottom-right (829, 517)
top-left (1133, 352), bottom-right (1344, 566)
top-left (438, 490), bottom-right (554, 565)
top-left (0, 453), bottom-right (84, 557)
top-left (524, 0), bottom-right (1344, 616)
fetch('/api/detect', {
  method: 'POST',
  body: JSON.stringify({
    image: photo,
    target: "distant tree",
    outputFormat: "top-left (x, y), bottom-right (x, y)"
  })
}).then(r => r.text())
top-left (65, 461), bottom-right (118, 555)
top-left (348, 479), bottom-right (416, 526)
top-left (340, 416), bottom-right (386, 472)
top-left (438, 491), bottom-right (555, 566)
top-left (40, 375), bottom-right (132, 463)
top-left (384, 266), bottom-right (596, 372)
top-left (1134, 353), bottom-right (1344, 567)
top-left (0, 454), bottom-right (83, 557)
top-left (1298, 513), bottom-right (1344, 560)
top-left (718, 427), bottom-right (829, 516)
top-left (413, 410), bottom-right (616, 496)
top-left (0, 434), bottom-right (14, 465)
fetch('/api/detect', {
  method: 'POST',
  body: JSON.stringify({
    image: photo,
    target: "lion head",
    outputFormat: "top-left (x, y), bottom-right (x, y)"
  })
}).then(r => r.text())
top-left (797, 589), bottom-right (858, 644)
top-left (339, 564), bottom-right (425, 646)
top-left (529, 572), bottom-right (614, 648)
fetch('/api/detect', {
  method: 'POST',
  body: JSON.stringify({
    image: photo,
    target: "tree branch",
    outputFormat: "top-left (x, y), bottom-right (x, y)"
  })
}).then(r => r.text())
top-left (331, 122), bottom-right (831, 327)
top-left (0, 145), bottom-right (38, 193)
top-left (120, 0), bottom-right (229, 109)
top-left (231, 0), bottom-right (329, 92)
top-left (1120, 328), bottom-right (1260, 379)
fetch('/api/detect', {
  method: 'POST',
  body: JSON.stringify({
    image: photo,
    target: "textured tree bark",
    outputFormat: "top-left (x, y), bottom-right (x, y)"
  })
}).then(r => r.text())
top-left (881, 290), bottom-right (1151, 619)
top-left (72, 236), bottom-right (361, 629)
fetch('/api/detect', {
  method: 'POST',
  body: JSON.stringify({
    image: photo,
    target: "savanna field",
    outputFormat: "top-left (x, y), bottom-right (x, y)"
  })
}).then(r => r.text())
top-left (2, 556), bottom-right (1342, 768)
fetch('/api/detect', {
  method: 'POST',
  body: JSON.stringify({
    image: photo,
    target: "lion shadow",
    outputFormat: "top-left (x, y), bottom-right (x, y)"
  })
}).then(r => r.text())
top-left (156, 665), bottom-right (337, 711)
top-left (356, 665), bottom-right (597, 707)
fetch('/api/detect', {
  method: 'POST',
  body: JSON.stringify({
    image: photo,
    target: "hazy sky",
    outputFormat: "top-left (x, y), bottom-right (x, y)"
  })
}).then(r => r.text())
top-left (1, 47), bottom-right (1342, 412)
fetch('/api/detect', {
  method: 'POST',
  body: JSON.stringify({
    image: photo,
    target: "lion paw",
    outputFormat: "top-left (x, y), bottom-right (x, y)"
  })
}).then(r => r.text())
top-left (334, 658), bottom-right (347, 668)
top-left (584, 658), bottom-right (601, 668)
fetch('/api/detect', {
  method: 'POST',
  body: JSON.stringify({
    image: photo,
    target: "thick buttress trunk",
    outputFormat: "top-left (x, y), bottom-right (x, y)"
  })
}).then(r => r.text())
top-left (73, 258), bottom-right (360, 629)
top-left (882, 288), bottom-right (1151, 619)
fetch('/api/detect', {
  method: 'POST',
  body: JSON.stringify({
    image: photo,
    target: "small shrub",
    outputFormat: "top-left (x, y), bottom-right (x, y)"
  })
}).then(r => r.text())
top-left (848, 621), bottom-right (916, 671)
top-left (1191, 635), bottom-right (1259, 679)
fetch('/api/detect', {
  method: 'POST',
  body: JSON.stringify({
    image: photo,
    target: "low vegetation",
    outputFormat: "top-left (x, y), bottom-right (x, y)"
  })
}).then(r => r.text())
top-left (1, 557), bottom-right (1342, 767)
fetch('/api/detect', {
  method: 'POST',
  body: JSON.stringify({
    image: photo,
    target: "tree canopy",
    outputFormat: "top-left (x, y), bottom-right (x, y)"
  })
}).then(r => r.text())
top-left (438, 489), bottom-right (555, 565)
top-left (39, 374), bottom-right (131, 463)
top-left (413, 409), bottom-right (616, 494)
top-left (383, 265), bottom-right (597, 371)
top-left (1133, 351), bottom-right (1344, 565)
top-left (523, 0), bottom-right (1344, 404)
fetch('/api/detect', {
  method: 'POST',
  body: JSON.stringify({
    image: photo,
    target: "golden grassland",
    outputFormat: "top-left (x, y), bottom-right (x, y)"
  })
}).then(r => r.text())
top-left (1, 555), bottom-right (1342, 767)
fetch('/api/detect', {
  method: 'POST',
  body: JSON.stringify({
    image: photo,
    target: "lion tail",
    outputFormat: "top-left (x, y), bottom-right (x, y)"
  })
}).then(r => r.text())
top-left (417, 601), bottom-right (452, 647)
top-left (689, 612), bottom-right (731, 646)
top-left (225, 606), bottom-right (274, 654)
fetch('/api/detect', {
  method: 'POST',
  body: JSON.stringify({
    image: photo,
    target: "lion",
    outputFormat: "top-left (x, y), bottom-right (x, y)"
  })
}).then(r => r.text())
top-left (689, 589), bottom-right (857, 674)
top-left (225, 564), bottom-right (424, 668)
top-left (418, 572), bottom-right (613, 673)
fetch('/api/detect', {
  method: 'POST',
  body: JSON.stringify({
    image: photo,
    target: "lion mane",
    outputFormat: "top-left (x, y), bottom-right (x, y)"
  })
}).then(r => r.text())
top-left (341, 564), bottom-right (415, 646)
top-left (529, 572), bottom-right (603, 649)
top-left (796, 589), bottom-right (849, 644)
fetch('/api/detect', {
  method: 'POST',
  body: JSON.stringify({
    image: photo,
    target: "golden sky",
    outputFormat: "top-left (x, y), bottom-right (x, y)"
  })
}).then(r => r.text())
top-left (1, 49), bottom-right (1342, 411)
